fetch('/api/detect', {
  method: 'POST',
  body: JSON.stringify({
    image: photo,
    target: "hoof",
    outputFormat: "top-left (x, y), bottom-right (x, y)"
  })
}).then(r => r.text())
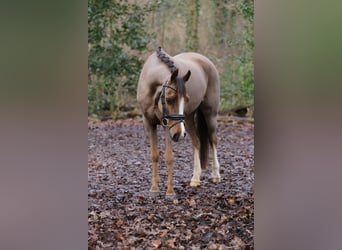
top-left (165, 192), bottom-right (176, 198)
top-left (149, 187), bottom-right (160, 197)
top-left (212, 177), bottom-right (221, 183)
top-left (190, 180), bottom-right (201, 187)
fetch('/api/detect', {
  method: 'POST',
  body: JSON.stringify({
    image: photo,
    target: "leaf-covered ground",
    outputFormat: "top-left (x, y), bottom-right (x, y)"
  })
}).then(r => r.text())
top-left (88, 119), bottom-right (254, 249)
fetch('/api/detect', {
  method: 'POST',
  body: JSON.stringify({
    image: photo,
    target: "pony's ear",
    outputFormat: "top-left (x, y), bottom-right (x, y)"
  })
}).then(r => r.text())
top-left (170, 68), bottom-right (179, 82)
top-left (183, 70), bottom-right (191, 82)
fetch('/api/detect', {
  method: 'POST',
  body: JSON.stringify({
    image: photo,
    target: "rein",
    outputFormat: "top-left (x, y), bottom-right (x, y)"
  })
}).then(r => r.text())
top-left (159, 81), bottom-right (185, 129)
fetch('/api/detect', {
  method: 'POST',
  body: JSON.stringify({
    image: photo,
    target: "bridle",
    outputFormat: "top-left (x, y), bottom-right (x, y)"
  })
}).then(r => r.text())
top-left (158, 80), bottom-right (185, 129)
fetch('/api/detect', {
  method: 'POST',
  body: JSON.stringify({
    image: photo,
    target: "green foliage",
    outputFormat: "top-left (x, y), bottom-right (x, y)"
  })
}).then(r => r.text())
top-left (239, 0), bottom-right (254, 23)
top-left (211, 0), bottom-right (231, 46)
top-left (220, 0), bottom-right (254, 110)
top-left (221, 53), bottom-right (254, 109)
top-left (88, 0), bottom-right (154, 115)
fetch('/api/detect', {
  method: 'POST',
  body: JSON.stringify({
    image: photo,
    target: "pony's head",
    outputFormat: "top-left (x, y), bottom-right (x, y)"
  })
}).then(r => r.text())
top-left (158, 68), bottom-right (191, 142)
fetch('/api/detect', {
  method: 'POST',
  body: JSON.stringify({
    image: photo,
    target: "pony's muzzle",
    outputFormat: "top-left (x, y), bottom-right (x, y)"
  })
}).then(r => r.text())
top-left (172, 133), bottom-right (180, 142)
top-left (169, 122), bottom-right (186, 142)
top-left (171, 131), bottom-right (186, 142)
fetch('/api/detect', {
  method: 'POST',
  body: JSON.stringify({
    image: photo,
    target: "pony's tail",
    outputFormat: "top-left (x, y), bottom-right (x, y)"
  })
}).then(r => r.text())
top-left (197, 109), bottom-right (209, 169)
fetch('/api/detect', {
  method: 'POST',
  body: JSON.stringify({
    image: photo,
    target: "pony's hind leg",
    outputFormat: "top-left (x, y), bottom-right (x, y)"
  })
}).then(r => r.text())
top-left (190, 146), bottom-right (201, 187)
top-left (211, 143), bottom-right (221, 183)
top-left (202, 108), bottom-right (221, 183)
top-left (208, 120), bottom-right (221, 183)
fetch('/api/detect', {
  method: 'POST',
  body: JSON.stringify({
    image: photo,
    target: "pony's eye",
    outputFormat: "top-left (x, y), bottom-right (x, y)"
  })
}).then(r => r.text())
top-left (166, 98), bottom-right (175, 104)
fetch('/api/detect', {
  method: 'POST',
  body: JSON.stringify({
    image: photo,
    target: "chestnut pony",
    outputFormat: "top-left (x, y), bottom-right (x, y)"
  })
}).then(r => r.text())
top-left (137, 46), bottom-right (220, 196)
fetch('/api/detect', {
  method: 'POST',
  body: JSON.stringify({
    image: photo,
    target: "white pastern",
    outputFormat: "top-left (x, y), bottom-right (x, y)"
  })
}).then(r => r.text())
top-left (190, 147), bottom-right (201, 186)
top-left (212, 145), bottom-right (221, 182)
top-left (179, 97), bottom-right (186, 138)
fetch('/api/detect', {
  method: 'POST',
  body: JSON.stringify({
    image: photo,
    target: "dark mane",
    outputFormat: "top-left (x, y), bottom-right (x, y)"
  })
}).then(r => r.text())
top-left (156, 46), bottom-right (177, 73)
top-left (156, 46), bottom-right (186, 96)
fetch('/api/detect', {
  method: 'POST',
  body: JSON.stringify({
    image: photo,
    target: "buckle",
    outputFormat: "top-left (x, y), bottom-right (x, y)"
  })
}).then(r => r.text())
top-left (162, 118), bottom-right (168, 126)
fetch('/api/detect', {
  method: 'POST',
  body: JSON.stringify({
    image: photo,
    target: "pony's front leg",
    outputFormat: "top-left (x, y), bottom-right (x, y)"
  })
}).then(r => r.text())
top-left (146, 122), bottom-right (160, 193)
top-left (185, 115), bottom-right (202, 187)
top-left (164, 130), bottom-right (175, 196)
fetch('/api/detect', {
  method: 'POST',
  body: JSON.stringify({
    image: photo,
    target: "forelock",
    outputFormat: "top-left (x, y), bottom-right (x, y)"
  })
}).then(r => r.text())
top-left (175, 77), bottom-right (186, 97)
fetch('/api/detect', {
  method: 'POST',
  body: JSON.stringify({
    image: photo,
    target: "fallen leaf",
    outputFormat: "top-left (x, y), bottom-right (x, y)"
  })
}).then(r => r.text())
top-left (114, 232), bottom-right (125, 242)
top-left (164, 238), bottom-right (176, 248)
top-left (99, 211), bottom-right (110, 219)
top-left (228, 197), bottom-right (235, 205)
top-left (152, 239), bottom-right (161, 248)
top-left (230, 235), bottom-right (245, 249)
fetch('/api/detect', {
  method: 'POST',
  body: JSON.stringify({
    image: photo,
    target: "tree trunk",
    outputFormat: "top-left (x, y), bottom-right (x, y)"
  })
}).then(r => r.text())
top-left (185, 0), bottom-right (200, 51)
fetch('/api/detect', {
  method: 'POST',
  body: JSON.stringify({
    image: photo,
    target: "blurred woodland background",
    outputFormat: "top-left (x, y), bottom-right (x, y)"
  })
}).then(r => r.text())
top-left (88, 0), bottom-right (254, 119)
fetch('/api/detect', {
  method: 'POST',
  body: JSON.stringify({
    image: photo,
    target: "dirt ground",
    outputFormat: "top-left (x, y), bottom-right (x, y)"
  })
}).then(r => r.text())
top-left (88, 119), bottom-right (254, 249)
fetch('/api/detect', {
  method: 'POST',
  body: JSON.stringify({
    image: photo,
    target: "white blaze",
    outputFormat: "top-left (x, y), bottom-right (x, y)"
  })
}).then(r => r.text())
top-left (179, 97), bottom-right (186, 138)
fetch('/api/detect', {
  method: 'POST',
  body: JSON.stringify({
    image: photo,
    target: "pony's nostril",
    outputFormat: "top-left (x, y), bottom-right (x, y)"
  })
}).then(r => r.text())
top-left (172, 133), bottom-right (180, 142)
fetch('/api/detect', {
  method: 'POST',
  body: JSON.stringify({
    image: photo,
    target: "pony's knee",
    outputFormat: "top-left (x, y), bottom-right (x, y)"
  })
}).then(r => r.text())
top-left (164, 149), bottom-right (174, 165)
top-left (165, 158), bottom-right (174, 166)
top-left (151, 153), bottom-right (159, 163)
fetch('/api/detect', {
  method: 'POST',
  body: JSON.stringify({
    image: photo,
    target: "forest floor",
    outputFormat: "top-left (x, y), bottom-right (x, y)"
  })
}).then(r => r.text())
top-left (88, 118), bottom-right (254, 249)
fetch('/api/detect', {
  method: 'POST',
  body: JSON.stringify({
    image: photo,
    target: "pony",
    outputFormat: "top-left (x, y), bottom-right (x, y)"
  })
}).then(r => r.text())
top-left (137, 46), bottom-right (220, 196)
